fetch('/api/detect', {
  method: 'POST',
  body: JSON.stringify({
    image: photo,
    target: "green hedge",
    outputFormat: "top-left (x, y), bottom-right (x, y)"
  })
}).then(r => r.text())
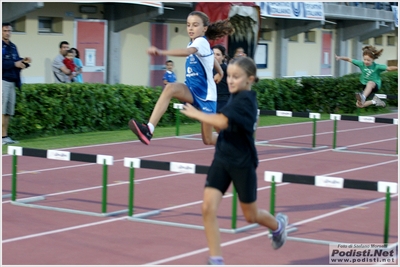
top-left (253, 71), bottom-right (398, 114)
top-left (9, 71), bottom-right (398, 139)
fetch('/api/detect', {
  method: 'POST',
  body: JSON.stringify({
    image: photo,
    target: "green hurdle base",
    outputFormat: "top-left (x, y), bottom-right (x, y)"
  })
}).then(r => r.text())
top-left (11, 200), bottom-right (128, 217)
top-left (332, 147), bottom-right (398, 157)
top-left (269, 177), bottom-right (396, 247)
top-left (126, 190), bottom-right (259, 234)
top-left (331, 118), bottom-right (398, 157)
top-left (127, 215), bottom-right (259, 234)
top-left (9, 150), bottom-right (127, 218)
top-left (255, 141), bottom-right (328, 151)
top-left (126, 163), bottom-right (259, 234)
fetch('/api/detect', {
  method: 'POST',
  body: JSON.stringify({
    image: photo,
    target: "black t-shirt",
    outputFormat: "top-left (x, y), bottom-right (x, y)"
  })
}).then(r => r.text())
top-left (213, 63), bottom-right (230, 102)
top-left (214, 90), bottom-right (259, 167)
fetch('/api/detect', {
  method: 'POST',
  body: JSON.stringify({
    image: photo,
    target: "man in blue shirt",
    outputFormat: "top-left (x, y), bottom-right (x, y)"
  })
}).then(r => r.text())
top-left (2, 22), bottom-right (31, 145)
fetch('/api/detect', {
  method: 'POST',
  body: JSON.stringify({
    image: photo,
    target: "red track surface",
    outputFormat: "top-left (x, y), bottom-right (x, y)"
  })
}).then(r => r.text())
top-left (2, 113), bottom-right (398, 265)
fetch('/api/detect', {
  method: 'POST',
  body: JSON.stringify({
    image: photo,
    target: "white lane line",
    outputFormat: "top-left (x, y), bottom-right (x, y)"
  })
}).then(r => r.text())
top-left (0, 136), bottom-right (180, 157)
top-left (2, 216), bottom-right (128, 243)
top-left (1, 146), bottom-right (214, 177)
top-left (3, 160), bottom-right (397, 242)
top-left (2, 172), bottom-right (187, 204)
top-left (324, 159), bottom-right (398, 176)
top-left (265, 124), bottom-right (393, 142)
top-left (2, 112), bottom-right (396, 158)
top-left (3, 155), bottom-right (397, 205)
top-left (3, 134), bottom-right (395, 178)
top-left (143, 194), bottom-right (398, 265)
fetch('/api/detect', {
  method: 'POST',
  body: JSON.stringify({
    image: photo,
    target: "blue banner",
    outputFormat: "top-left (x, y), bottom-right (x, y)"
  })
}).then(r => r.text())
top-left (257, 2), bottom-right (325, 21)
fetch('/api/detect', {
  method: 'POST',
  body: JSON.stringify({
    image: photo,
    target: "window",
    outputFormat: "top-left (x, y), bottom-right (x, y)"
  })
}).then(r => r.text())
top-left (10, 16), bottom-right (26, 33)
top-left (304, 31), bottom-right (316, 43)
top-left (362, 39), bottom-right (369, 45)
top-left (38, 17), bottom-right (52, 32)
top-left (289, 34), bottom-right (298, 42)
top-left (387, 36), bottom-right (396, 46)
top-left (374, 36), bottom-right (383, 46)
top-left (38, 17), bottom-right (63, 33)
top-left (261, 30), bottom-right (272, 41)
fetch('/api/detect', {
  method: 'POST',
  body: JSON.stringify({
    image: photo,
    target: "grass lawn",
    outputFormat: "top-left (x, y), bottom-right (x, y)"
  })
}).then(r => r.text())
top-left (2, 108), bottom-right (395, 154)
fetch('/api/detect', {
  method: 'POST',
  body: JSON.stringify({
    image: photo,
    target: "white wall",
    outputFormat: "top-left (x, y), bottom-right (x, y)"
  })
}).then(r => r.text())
top-left (11, 2), bottom-right (104, 84)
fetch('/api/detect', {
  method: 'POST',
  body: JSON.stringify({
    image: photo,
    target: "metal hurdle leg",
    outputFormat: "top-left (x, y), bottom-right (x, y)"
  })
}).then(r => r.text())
top-left (8, 146), bottom-right (127, 217)
top-left (265, 171), bottom-right (398, 247)
top-left (124, 157), bottom-right (260, 234)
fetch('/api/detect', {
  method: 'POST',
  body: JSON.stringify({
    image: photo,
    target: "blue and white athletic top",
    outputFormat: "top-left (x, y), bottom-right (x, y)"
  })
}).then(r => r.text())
top-left (185, 36), bottom-right (217, 102)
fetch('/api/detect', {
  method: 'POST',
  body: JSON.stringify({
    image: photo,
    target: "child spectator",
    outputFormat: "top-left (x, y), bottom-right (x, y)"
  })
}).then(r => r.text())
top-left (63, 49), bottom-right (76, 82)
top-left (163, 60), bottom-right (177, 85)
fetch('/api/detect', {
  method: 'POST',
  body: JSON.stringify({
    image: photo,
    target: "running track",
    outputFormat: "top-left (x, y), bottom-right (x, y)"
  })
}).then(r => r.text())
top-left (2, 113), bottom-right (398, 265)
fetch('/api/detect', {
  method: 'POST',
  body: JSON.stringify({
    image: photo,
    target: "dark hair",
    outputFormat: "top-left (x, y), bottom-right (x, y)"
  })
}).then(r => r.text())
top-left (66, 49), bottom-right (75, 55)
top-left (362, 45), bottom-right (383, 59)
top-left (166, 60), bottom-right (173, 64)
top-left (212, 44), bottom-right (230, 63)
top-left (188, 11), bottom-right (234, 40)
top-left (59, 41), bottom-right (69, 49)
top-left (212, 44), bottom-right (226, 56)
top-left (230, 57), bottom-right (259, 83)
top-left (2, 22), bottom-right (11, 27)
top-left (71, 48), bottom-right (80, 58)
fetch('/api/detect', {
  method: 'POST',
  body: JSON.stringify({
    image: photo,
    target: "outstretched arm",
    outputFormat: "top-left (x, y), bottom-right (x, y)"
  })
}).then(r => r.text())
top-left (180, 103), bottom-right (228, 130)
top-left (387, 66), bottom-right (398, 71)
top-left (335, 54), bottom-right (352, 63)
top-left (147, 46), bottom-right (197, 57)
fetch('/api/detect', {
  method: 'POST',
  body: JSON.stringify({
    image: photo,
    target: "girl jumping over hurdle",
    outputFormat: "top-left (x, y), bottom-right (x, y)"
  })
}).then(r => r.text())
top-left (335, 45), bottom-right (398, 108)
top-left (129, 11), bottom-right (234, 145)
top-left (180, 57), bottom-right (288, 265)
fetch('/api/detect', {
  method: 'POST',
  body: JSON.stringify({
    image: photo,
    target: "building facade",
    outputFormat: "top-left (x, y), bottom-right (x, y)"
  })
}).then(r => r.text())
top-left (2, 2), bottom-right (398, 86)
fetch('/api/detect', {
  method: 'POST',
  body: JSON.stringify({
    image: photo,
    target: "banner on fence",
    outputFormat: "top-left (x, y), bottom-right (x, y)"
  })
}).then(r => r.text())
top-left (257, 2), bottom-right (325, 21)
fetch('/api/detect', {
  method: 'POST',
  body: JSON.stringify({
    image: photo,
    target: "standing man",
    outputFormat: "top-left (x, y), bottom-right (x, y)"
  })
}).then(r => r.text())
top-left (2, 22), bottom-right (31, 145)
top-left (52, 41), bottom-right (74, 83)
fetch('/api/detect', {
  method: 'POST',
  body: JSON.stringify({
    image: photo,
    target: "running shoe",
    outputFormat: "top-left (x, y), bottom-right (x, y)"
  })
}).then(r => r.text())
top-left (208, 257), bottom-right (225, 265)
top-left (373, 95), bottom-right (386, 107)
top-left (128, 119), bottom-right (153, 145)
top-left (355, 92), bottom-right (366, 105)
top-left (271, 213), bottom-right (288, 250)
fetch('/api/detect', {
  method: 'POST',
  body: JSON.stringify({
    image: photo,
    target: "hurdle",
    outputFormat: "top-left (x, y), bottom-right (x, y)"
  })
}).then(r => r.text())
top-left (330, 114), bottom-right (398, 157)
top-left (265, 171), bottom-right (398, 246)
top-left (7, 146), bottom-right (127, 217)
top-left (173, 103), bottom-right (203, 141)
top-left (375, 94), bottom-right (398, 100)
top-left (257, 110), bottom-right (328, 150)
top-left (123, 157), bottom-right (261, 234)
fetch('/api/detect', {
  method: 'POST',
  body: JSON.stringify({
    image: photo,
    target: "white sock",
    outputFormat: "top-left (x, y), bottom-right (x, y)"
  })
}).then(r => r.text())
top-left (147, 123), bottom-right (155, 134)
top-left (272, 220), bottom-right (282, 235)
top-left (372, 100), bottom-right (376, 105)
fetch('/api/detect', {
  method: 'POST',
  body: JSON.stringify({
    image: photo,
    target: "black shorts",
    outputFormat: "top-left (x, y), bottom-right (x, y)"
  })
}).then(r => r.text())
top-left (205, 159), bottom-right (257, 203)
top-left (361, 83), bottom-right (379, 99)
